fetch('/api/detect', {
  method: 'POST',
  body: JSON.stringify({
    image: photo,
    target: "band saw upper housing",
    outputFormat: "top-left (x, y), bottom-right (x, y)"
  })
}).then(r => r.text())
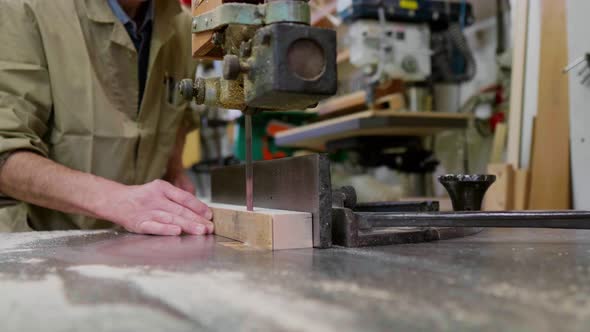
top-left (181, 0), bottom-right (338, 111)
top-left (244, 23), bottom-right (337, 109)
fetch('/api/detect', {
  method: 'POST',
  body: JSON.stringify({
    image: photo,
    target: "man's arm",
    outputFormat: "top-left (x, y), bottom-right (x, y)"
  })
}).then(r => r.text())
top-left (0, 151), bottom-right (213, 235)
top-left (0, 3), bottom-right (212, 235)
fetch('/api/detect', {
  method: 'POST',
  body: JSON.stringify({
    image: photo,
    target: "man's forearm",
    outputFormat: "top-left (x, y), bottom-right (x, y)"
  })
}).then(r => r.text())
top-left (0, 151), bottom-right (214, 236)
top-left (0, 151), bottom-right (123, 219)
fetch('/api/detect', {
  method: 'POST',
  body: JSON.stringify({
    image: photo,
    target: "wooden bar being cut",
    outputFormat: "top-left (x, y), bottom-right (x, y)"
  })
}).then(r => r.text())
top-left (208, 202), bottom-right (313, 250)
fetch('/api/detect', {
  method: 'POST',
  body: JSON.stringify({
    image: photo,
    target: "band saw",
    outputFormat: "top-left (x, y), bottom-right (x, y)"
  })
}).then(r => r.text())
top-left (179, 0), bottom-right (590, 249)
top-left (179, 0), bottom-right (338, 211)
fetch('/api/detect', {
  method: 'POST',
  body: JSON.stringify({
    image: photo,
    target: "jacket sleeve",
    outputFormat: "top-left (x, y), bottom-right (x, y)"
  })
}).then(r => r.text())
top-left (0, 2), bottom-right (52, 158)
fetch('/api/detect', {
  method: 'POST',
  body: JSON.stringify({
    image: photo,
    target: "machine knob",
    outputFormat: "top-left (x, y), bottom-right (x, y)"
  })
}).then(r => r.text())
top-left (177, 78), bottom-right (206, 104)
top-left (223, 54), bottom-right (242, 80)
top-left (438, 174), bottom-right (496, 211)
top-left (178, 79), bottom-right (195, 101)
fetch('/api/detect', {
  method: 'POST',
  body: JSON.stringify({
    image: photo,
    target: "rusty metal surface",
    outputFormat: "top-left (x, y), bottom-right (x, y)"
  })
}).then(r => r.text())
top-left (2, 229), bottom-right (590, 331)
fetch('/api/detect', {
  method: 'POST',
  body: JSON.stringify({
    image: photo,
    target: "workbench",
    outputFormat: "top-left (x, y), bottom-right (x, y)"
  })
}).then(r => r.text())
top-left (1, 229), bottom-right (589, 331)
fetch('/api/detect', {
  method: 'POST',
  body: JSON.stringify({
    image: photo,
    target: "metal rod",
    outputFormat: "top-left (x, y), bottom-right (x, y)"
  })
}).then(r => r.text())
top-left (245, 113), bottom-right (254, 211)
top-left (361, 211), bottom-right (590, 229)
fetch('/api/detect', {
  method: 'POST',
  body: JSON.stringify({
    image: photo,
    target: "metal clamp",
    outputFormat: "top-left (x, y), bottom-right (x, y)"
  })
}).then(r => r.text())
top-left (192, 0), bottom-right (311, 33)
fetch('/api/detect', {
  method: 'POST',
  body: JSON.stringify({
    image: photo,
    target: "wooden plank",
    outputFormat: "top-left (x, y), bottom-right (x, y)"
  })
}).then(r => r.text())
top-left (490, 123), bottom-right (508, 163)
top-left (275, 110), bottom-right (472, 150)
top-left (528, 0), bottom-right (571, 209)
top-left (209, 202), bottom-right (313, 250)
top-left (280, 110), bottom-right (470, 137)
top-left (483, 164), bottom-right (515, 211)
top-left (506, 0), bottom-right (530, 166)
top-left (316, 90), bottom-right (366, 117)
top-left (514, 168), bottom-right (531, 210)
top-left (315, 82), bottom-right (404, 118)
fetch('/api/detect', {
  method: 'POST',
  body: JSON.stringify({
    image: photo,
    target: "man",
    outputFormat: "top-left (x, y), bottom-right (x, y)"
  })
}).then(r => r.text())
top-left (0, 0), bottom-right (214, 236)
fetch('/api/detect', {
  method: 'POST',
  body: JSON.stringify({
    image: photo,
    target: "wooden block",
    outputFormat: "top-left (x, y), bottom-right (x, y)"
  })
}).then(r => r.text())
top-left (208, 202), bottom-right (313, 250)
top-left (528, 0), bottom-right (571, 209)
top-left (192, 32), bottom-right (218, 59)
top-left (484, 164), bottom-right (515, 211)
top-left (514, 168), bottom-right (531, 210)
top-left (191, 0), bottom-right (224, 59)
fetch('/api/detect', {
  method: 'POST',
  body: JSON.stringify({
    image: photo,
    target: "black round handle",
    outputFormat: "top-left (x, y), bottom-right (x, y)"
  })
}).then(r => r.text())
top-left (438, 174), bottom-right (496, 211)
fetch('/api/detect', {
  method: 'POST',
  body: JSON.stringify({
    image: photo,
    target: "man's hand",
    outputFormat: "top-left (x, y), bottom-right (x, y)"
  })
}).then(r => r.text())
top-left (100, 180), bottom-right (213, 236)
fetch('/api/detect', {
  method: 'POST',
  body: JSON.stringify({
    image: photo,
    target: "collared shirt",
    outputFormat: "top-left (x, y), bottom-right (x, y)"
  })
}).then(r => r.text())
top-left (107, 0), bottom-right (154, 108)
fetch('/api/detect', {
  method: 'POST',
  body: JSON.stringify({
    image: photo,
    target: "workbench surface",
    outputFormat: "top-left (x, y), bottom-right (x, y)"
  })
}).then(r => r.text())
top-left (1, 229), bottom-right (590, 331)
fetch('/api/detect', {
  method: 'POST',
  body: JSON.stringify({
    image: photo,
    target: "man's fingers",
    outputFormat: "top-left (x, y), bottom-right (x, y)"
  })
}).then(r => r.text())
top-left (138, 221), bottom-right (182, 236)
top-left (162, 183), bottom-right (212, 219)
top-left (159, 201), bottom-right (214, 234)
top-left (151, 211), bottom-right (209, 235)
top-left (194, 214), bottom-right (215, 234)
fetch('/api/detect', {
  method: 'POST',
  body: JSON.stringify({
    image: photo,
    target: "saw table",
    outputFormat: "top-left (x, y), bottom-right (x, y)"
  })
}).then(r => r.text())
top-left (1, 228), bottom-right (590, 331)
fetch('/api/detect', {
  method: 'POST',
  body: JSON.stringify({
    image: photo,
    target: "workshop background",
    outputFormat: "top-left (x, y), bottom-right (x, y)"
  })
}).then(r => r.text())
top-left (182, 0), bottom-right (580, 212)
top-left (4, 1), bottom-right (590, 331)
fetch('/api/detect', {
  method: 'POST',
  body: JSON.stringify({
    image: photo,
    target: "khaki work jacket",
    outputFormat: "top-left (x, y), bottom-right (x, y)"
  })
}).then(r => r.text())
top-left (0, 0), bottom-right (196, 231)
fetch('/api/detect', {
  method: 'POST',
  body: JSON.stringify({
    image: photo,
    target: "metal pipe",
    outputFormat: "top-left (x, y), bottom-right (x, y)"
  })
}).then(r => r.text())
top-left (361, 211), bottom-right (590, 229)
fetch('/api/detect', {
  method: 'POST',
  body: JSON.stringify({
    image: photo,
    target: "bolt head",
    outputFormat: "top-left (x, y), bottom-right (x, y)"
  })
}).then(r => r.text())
top-left (178, 79), bottom-right (195, 101)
